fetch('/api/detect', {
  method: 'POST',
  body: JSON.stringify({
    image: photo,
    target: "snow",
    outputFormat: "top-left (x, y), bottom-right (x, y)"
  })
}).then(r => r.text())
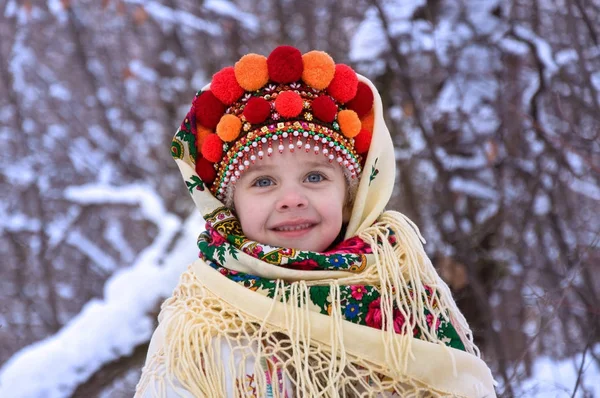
top-left (533, 193), bottom-right (551, 216)
top-left (129, 60), bottom-right (158, 83)
top-left (49, 83), bottom-right (72, 101)
top-left (125, 1), bottom-right (222, 36)
top-left (449, 177), bottom-right (499, 200)
top-left (555, 49), bottom-right (578, 66)
top-left (349, 8), bottom-right (388, 62)
top-left (350, 1), bottom-right (426, 62)
top-left (0, 183), bottom-right (203, 398)
top-left (204, 0), bottom-right (259, 32)
top-left (47, 0), bottom-right (67, 24)
top-left (567, 177), bottom-right (600, 201)
top-left (0, 212), bottom-right (42, 233)
top-left (9, 30), bottom-right (39, 106)
top-left (519, 347), bottom-right (600, 397)
top-left (513, 26), bottom-right (558, 81)
top-left (435, 147), bottom-right (488, 171)
top-left (66, 230), bottom-right (119, 273)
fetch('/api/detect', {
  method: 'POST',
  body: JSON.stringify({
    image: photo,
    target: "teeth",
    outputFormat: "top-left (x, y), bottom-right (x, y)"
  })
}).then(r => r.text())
top-left (275, 223), bottom-right (312, 232)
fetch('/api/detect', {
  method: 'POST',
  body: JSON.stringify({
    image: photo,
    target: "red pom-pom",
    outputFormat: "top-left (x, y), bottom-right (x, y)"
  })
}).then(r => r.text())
top-left (211, 67), bottom-right (245, 105)
top-left (194, 90), bottom-right (226, 129)
top-left (201, 133), bottom-right (224, 163)
top-left (275, 91), bottom-right (303, 117)
top-left (195, 157), bottom-right (217, 184)
top-left (327, 64), bottom-right (358, 103)
top-left (267, 46), bottom-right (303, 83)
top-left (346, 81), bottom-right (373, 118)
top-left (311, 95), bottom-right (338, 123)
top-left (243, 97), bottom-right (271, 124)
top-left (354, 129), bottom-right (372, 154)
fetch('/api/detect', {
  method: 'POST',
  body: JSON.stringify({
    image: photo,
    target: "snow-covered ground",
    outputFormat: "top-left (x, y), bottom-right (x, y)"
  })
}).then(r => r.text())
top-left (0, 184), bottom-right (203, 398)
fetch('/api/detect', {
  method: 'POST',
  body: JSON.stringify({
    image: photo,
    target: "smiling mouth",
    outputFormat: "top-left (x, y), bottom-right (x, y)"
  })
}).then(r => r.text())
top-left (273, 223), bottom-right (314, 232)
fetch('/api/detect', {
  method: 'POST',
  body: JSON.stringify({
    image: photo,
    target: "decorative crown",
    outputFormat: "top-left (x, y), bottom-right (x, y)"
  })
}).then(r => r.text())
top-left (172, 46), bottom-right (376, 201)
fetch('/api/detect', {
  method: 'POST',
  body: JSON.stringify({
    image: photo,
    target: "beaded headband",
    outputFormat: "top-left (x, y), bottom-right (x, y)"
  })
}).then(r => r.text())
top-left (173, 46), bottom-right (375, 201)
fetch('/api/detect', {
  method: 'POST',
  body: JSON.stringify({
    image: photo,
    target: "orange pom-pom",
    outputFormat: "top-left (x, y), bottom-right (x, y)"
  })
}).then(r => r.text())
top-left (338, 109), bottom-right (361, 138)
top-left (195, 124), bottom-right (213, 151)
top-left (235, 54), bottom-right (269, 91)
top-left (211, 67), bottom-right (245, 105)
top-left (302, 51), bottom-right (335, 90)
top-left (216, 114), bottom-right (242, 142)
top-left (201, 133), bottom-right (224, 163)
top-left (275, 91), bottom-right (303, 118)
top-left (361, 108), bottom-right (375, 132)
top-left (327, 64), bottom-right (358, 103)
top-left (354, 129), bottom-right (372, 154)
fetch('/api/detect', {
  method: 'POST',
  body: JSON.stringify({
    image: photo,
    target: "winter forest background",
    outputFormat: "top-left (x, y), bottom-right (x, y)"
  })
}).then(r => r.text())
top-left (1, 0), bottom-right (599, 396)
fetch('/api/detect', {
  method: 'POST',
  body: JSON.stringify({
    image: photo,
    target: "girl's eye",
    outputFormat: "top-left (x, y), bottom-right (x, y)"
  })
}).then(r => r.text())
top-left (253, 177), bottom-right (274, 187)
top-left (305, 172), bottom-right (325, 183)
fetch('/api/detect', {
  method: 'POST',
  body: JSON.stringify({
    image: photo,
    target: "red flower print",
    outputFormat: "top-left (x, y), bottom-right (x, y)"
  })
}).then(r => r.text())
top-left (208, 228), bottom-right (226, 247)
top-left (366, 298), bottom-right (413, 336)
top-left (392, 309), bottom-right (406, 334)
top-left (351, 285), bottom-right (366, 300)
top-left (426, 313), bottom-right (441, 330)
top-left (365, 298), bottom-right (383, 329)
top-left (326, 236), bottom-right (372, 254)
top-left (288, 258), bottom-right (319, 270)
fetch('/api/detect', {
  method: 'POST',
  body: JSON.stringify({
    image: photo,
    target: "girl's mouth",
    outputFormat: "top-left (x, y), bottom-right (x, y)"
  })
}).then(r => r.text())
top-left (273, 223), bottom-right (314, 232)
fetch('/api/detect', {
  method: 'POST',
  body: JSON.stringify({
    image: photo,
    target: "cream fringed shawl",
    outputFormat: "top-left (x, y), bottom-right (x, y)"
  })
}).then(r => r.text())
top-left (135, 76), bottom-right (496, 397)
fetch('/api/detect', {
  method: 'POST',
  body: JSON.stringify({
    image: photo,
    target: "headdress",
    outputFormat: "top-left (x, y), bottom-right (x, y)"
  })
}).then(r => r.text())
top-left (172, 45), bottom-right (376, 202)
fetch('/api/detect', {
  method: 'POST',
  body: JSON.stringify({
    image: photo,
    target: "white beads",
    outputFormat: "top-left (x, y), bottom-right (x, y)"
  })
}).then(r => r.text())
top-left (293, 131), bottom-right (299, 137)
top-left (278, 144), bottom-right (284, 151)
top-left (267, 147), bottom-right (273, 154)
top-left (305, 143), bottom-right (311, 150)
top-left (337, 157), bottom-right (343, 163)
top-left (243, 160), bottom-right (250, 166)
top-left (303, 131), bottom-right (309, 137)
top-left (233, 158), bottom-right (238, 164)
top-left (282, 132), bottom-right (288, 138)
top-left (250, 155), bottom-right (256, 161)
top-left (328, 154), bottom-right (335, 160)
top-left (288, 143), bottom-right (295, 150)
top-left (261, 137), bottom-right (267, 143)
top-left (258, 151), bottom-right (264, 157)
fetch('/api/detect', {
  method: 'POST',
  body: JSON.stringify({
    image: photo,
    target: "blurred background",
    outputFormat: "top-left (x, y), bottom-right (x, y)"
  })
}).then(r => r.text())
top-left (1, 0), bottom-right (599, 396)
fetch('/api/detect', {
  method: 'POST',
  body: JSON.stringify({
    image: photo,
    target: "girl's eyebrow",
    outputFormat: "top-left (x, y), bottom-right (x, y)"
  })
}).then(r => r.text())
top-left (244, 160), bottom-right (336, 175)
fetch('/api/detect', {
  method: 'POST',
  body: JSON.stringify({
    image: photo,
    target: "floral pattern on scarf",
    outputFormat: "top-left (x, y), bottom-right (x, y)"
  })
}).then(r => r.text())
top-left (197, 207), bottom-right (466, 352)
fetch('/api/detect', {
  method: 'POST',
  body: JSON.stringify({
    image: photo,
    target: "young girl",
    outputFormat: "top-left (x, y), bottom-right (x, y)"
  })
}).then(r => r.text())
top-left (136, 46), bottom-right (495, 397)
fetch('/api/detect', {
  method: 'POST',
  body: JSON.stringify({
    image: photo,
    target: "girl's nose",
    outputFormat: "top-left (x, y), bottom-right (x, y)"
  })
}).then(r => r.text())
top-left (275, 188), bottom-right (308, 211)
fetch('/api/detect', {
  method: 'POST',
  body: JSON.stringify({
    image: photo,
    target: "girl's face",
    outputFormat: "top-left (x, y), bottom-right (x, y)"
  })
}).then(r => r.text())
top-left (233, 142), bottom-right (348, 252)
